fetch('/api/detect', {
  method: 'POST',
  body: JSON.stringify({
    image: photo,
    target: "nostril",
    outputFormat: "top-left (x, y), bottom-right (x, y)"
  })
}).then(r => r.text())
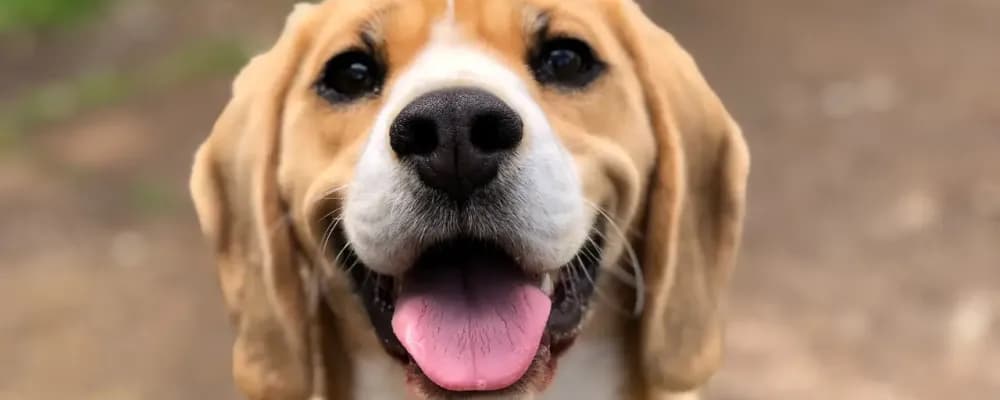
top-left (407, 118), bottom-right (439, 156)
top-left (391, 117), bottom-right (439, 157)
top-left (469, 113), bottom-right (523, 154)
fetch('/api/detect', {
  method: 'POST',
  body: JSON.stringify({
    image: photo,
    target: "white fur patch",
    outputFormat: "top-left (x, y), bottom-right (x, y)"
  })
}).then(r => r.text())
top-left (344, 20), bottom-right (588, 276)
top-left (445, 0), bottom-right (456, 22)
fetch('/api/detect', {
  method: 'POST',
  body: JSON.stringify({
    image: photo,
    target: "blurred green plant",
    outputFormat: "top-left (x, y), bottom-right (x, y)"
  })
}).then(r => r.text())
top-left (0, 39), bottom-right (250, 151)
top-left (0, 0), bottom-right (108, 34)
top-left (127, 179), bottom-right (181, 215)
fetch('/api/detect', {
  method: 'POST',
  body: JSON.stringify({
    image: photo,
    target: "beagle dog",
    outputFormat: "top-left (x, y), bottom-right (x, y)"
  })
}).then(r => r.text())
top-left (189, 0), bottom-right (749, 399)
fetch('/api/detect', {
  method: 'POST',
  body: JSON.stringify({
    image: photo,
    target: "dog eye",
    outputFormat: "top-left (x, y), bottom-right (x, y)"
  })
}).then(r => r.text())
top-left (316, 50), bottom-right (383, 103)
top-left (531, 38), bottom-right (604, 89)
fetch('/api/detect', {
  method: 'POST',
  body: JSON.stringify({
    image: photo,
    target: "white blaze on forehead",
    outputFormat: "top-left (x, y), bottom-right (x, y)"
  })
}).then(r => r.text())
top-left (370, 19), bottom-right (557, 155)
top-left (445, 0), bottom-right (456, 22)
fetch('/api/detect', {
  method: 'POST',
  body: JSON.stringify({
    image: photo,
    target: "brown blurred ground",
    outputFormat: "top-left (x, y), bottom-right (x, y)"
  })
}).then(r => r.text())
top-left (1, 1), bottom-right (998, 399)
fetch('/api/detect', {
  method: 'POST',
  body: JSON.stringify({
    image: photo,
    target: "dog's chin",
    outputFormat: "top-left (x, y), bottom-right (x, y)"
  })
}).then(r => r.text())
top-left (327, 228), bottom-right (602, 399)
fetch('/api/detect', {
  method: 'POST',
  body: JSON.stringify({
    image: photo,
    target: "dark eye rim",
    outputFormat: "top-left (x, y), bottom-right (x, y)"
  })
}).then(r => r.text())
top-left (315, 48), bottom-right (386, 104)
top-left (529, 36), bottom-right (606, 90)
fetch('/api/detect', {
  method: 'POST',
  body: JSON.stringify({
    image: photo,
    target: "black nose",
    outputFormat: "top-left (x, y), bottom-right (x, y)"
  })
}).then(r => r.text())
top-left (390, 87), bottom-right (523, 201)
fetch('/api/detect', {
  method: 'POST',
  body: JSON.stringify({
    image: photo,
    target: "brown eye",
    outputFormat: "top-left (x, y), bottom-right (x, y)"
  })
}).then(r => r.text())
top-left (531, 38), bottom-right (604, 89)
top-left (316, 50), bottom-right (383, 103)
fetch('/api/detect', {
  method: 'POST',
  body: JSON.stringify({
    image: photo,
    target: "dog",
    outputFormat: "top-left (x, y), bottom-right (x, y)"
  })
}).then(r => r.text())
top-left (190, 0), bottom-right (749, 399)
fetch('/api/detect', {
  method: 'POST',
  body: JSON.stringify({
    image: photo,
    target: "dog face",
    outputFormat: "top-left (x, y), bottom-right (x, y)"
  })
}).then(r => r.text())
top-left (190, 1), bottom-right (749, 399)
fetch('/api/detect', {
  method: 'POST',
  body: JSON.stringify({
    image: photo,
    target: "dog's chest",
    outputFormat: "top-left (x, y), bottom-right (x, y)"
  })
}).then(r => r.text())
top-left (351, 336), bottom-right (627, 400)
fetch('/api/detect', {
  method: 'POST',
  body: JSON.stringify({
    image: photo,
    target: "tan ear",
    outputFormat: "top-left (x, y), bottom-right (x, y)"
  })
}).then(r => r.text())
top-left (611, 1), bottom-right (750, 393)
top-left (190, 4), bottom-right (321, 399)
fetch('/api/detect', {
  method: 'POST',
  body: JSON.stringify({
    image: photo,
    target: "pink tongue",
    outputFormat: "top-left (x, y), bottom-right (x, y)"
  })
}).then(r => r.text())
top-left (391, 262), bottom-right (551, 392)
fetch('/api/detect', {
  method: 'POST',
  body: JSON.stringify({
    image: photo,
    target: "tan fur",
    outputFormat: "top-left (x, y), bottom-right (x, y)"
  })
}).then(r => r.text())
top-left (190, 1), bottom-right (748, 399)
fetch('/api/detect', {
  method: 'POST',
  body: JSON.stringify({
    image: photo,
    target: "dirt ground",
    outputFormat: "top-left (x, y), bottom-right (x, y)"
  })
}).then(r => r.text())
top-left (2, 1), bottom-right (998, 399)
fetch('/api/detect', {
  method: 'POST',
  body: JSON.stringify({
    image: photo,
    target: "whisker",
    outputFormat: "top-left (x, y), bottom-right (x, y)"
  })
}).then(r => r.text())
top-left (318, 207), bottom-right (343, 224)
top-left (573, 250), bottom-right (632, 318)
top-left (586, 229), bottom-right (637, 288)
top-left (317, 211), bottom-right (343, 257)
top-left (582, 200), bottom-right (646, 317)
top-left (567, 253), bottom-right (585, 305)
top-left (343, 257), bottom-right (362, 277)
top-left (312, 185), bottom-right (350, 220)
top-left (310, 183), bottom-right (350, 257)
top-left (317, 184), bottom-right (350, 200)
top-left (333, 239), bottom-right (353, 266)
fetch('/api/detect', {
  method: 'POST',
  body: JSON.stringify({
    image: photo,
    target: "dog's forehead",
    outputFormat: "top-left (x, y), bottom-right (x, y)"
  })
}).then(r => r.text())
top-left (376, 0), bottom-right (538, 48)
top-left (310, 0), bottom-right (610, 49)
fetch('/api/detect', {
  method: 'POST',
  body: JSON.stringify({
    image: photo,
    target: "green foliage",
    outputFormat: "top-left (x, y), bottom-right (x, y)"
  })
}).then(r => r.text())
top-left (0, 39), bottom-right (250, 150)
top-left (127, 179), bottom-right (180, 215)
top-left (0, 0), bottom-right (108, 34)
top-left (146, 40), bottom-right (251, 90)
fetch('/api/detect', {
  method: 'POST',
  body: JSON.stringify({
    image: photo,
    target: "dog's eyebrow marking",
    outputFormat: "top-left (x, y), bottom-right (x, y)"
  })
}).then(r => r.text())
top-left (360, 25), bottom-right (381, 51)
top-left (359, 3), bottom-right (397, 48)
top-left (525, 9), bottom-right (551, 40)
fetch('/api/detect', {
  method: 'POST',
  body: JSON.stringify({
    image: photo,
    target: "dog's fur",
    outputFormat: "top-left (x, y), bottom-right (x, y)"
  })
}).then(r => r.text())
top-left (189, 1), bottom-right (749, 399)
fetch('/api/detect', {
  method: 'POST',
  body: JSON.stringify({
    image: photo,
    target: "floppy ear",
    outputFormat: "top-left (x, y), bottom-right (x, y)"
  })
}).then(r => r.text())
top-left (190, 4), bottom-right (325, 399)
top-left (611, 1), bottom-right (750, 393)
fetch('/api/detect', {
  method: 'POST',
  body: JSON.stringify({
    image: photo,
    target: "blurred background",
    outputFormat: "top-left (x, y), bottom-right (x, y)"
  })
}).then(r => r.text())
top-left (1, 0), bottom-right (997, 399)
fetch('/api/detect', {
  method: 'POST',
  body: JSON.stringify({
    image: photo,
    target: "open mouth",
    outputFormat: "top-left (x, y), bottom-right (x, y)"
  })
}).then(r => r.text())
top-left (331, 229), bottom-right (602, 397)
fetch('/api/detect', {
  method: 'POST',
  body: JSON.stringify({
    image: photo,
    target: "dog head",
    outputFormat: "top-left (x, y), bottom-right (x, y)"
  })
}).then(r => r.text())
top-left (190, 0), bottom-right (749, 398)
